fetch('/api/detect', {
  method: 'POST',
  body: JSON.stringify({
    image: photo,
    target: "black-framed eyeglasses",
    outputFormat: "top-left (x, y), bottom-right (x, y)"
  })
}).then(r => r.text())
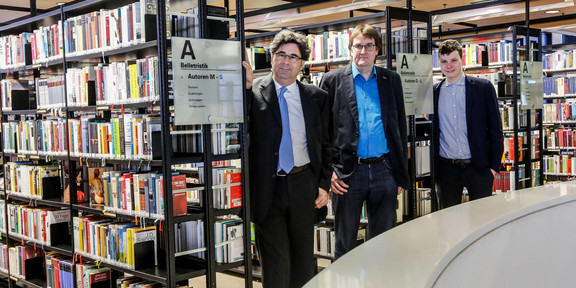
top-left (352, 44), bottom-right (376, 52)
top-left (274, 52), bottom-right (302, 63)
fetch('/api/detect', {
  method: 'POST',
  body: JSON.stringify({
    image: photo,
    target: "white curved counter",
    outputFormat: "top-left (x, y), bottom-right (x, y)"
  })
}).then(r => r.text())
top-left (304, 181), bottom-right (576, 288)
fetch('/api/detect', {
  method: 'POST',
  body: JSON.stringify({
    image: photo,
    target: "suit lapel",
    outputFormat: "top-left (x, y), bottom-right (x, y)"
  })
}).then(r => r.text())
top-left (259, 74), bottom-right (282, 124)
top-left (298, 83), bottom-right (316, 152)
top-left (343, 65), bottom-right (360, 130)
top-left (464, 75), bottom-right (473, 125)
top-left (376, 68), bottom-right (389, 129)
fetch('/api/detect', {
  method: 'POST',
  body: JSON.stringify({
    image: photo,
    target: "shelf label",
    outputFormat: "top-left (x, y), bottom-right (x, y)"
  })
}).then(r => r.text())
top-left (397, 53), bottom-right (433, 115)
top-left (172, 37), bottom-right (243, 125)
top-left (520, 61), bottom-right (543, 109)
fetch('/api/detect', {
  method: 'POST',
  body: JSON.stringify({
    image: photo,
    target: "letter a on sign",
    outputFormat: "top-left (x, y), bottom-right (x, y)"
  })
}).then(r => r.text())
top-left (181, 40), bottom-right (196, 60)
top-left (522, 62), bottom-right (529, 74)
top-left (401, 55), bottom-right (409, 69)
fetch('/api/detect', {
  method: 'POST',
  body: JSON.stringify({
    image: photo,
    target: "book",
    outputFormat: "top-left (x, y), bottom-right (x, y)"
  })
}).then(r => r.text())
top-left (85, 267), bottom-right (111, 288)
top-left (226, 222), bottom-right (243, 262)
top-left (89, 167), bottom-right (106, 206)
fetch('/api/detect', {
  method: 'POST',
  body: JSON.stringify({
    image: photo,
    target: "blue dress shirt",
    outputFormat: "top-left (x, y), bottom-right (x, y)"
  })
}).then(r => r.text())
top-left (352, 64), bottom-right (389, 158)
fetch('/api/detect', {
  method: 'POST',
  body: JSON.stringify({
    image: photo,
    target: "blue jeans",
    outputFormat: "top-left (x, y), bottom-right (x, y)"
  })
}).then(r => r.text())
top-left (332, 161), bottom-right (398, 260)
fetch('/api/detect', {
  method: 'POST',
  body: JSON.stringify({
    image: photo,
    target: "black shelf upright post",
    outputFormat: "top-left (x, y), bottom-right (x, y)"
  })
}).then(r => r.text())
top-left (235, 0), bottom-right (254, 285)
top-left (512, 26), bottom-right (520, 190)
top-left (155, 0), bottom-right (177, 287)
top-left (195, 1), bottom-right (218, 287)
top-left (385, 6), bottom-right (433, 220)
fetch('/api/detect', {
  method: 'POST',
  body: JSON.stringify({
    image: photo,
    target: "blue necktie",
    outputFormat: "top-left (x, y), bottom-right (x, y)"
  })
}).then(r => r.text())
top-left (277, 87), bottom-right (294, 173)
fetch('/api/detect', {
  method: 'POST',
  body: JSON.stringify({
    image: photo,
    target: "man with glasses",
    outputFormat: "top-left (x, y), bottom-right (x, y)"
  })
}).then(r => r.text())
top-left (320, 24), bottom-right (409, 260)
top-left (242, 29), bottom-right (331, 287)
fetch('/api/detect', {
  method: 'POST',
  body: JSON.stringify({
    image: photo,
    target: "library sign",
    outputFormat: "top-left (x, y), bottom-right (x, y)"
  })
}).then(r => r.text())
top-left (172, 37), bottom-right (243, 125)
top-left (519, 61), bottom-right (543, 110)
top-left (397, 53), bottom-right (433, 115)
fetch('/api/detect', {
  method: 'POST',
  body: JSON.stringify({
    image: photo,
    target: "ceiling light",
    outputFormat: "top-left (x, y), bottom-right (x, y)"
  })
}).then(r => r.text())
top-left (545, 10), bottom-right (561, 14)
top-left (433, 0), bottom-right (574, 26)
top-left (244, 0), bottom-right (404, 30)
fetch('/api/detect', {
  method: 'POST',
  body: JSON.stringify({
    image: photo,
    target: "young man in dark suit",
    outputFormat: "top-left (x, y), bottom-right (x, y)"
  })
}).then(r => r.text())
top-left (433, 39), bottom-right (504, 209)
top-left (242, 29), bottom-right (331, 288)
top-left (320, 24), bottom-right (409, 261)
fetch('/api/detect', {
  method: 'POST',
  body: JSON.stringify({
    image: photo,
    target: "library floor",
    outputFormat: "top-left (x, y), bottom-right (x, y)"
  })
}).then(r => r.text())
top-left (188, 258), bottom-right (332, 287)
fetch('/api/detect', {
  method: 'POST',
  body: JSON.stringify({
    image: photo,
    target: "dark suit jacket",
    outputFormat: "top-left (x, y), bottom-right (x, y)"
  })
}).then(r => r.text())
top-left (433, 75), bottom-right (504, 172)
top-left (248, 74), bottom-right (332, 224)
top-left (320, 64), bottom-right (410, 189)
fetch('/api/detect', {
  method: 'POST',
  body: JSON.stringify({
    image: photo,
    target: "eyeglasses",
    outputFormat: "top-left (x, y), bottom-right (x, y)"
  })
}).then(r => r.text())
top-left (274, 52), bottom-right (302, 63)
top-left (352, 44), bottom-right (376, 52)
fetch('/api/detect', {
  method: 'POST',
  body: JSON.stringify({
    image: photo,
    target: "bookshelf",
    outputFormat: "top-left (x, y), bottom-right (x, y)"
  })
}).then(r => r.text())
top-left (542, 46), bottom-right (576, 182)
top-left (384, 6), bottom-right (434, 221)
top-left (433, 26), bottom-right (544, 192)
top-left (0, 0), bottom-right (251, 287)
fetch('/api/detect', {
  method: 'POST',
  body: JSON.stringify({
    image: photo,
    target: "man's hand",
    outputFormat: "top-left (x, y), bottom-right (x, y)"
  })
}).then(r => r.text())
top-left (491, 169), bottom-right (497, 177)
top-left (242, 61), bottom-right (253, 90)
top-left (330, 172), bottom-right (349, 195)
top-left (397, 187), bottom-right (403, 195)
top-left (315, 188), bottom-right (329, 208)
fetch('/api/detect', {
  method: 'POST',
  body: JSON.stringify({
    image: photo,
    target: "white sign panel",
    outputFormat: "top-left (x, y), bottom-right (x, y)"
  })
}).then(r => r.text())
top-left (172, 37), bottom-right (243, 125)
top-left (520, 61), bottom-right (543, 110)
top-left (397, 53), bottom-right (433, 115)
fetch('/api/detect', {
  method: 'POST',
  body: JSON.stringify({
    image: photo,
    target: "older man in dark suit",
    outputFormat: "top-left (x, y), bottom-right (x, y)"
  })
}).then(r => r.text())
top-left (242, 29), bottom-right (331, 288)
top-left (433, 39), bottom-right (504, 209)
top-left (320, 24), bottom-right (409, 261)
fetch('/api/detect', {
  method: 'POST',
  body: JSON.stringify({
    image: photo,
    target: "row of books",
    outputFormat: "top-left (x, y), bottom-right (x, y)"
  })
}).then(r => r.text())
top-left (47, 255), bottom-right (112, 288)
top-left (5, 204), bottom-right (70, 246)
top-left (500, 104), bottom-right (515, 131)
top-left (2, 114), bottom-right (161, 160)
top-left (174, 220), bottom-right (205, 258)
top-left (414, 144), bottom-right (431, 177)
top-left (2, 244), bottom-right (45, 281)
top-left (389, 28), bottom-right (428, 56)
top-left (214, 218), bottom-right (244, 264)
top-left (543, 76), bottom-right (576, 97)
top-left (99, 171), bottom-right (189, 219)
top-left (4, 163), bottom-right (61, 199)
top-left (544, 127), bottom-right (576, 149)
top-left (94, 56), bottom-right (159, 105)
top-left (2, 118), bottom-right (239, 158)
top-left (73, 216), bottom-right (157, 270)
top-left (503, 135), bottom-right (526, 163)
top-left (433, 43), bottom-right (489, 68)
top-left (198, 166), bottom-right (242, 210)
top-left (432, 40), bottom-right (514, 69)
top-left (543, 49), bottom-right (576, 71)
top-left (62, 2), bottom-right (152, 57)
top-left (415, 188), bottom-right (432, 217)
top-left (543, 102), bottom-right (576, 123)
top-left (493, 171), bottom-right (515, 192)
top-left (3, 119), bottom-right (68, 156)
top-left (314, 225), bottom-right (334, 258)
top-left (171, 123), bottom-right (240, 155)
top-left (0, 201), bottom-right (5, 233)
top-left (307, 29), bottom-right (352, 63)
top-left (543, 155), bottom-right (576, 176)
top-left (0, 79), bottom-right (31, 111)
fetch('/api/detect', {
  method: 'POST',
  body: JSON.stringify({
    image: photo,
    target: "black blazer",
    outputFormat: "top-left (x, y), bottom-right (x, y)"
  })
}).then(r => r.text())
top-left (433, 76), bottom-right (504, 172)
top-left (248, 74), bottom-right (332, 224)
top-left (320, 64), bottom-right (410, 189)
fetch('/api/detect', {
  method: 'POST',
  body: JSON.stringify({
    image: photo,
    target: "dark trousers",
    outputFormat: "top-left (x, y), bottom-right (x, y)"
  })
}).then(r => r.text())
top-left (436, 159), bottom-right (494, 209)
top-left (332, 161), bottom-right (398, 260)
top-left (254, 168), bottom-right (316, 288)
